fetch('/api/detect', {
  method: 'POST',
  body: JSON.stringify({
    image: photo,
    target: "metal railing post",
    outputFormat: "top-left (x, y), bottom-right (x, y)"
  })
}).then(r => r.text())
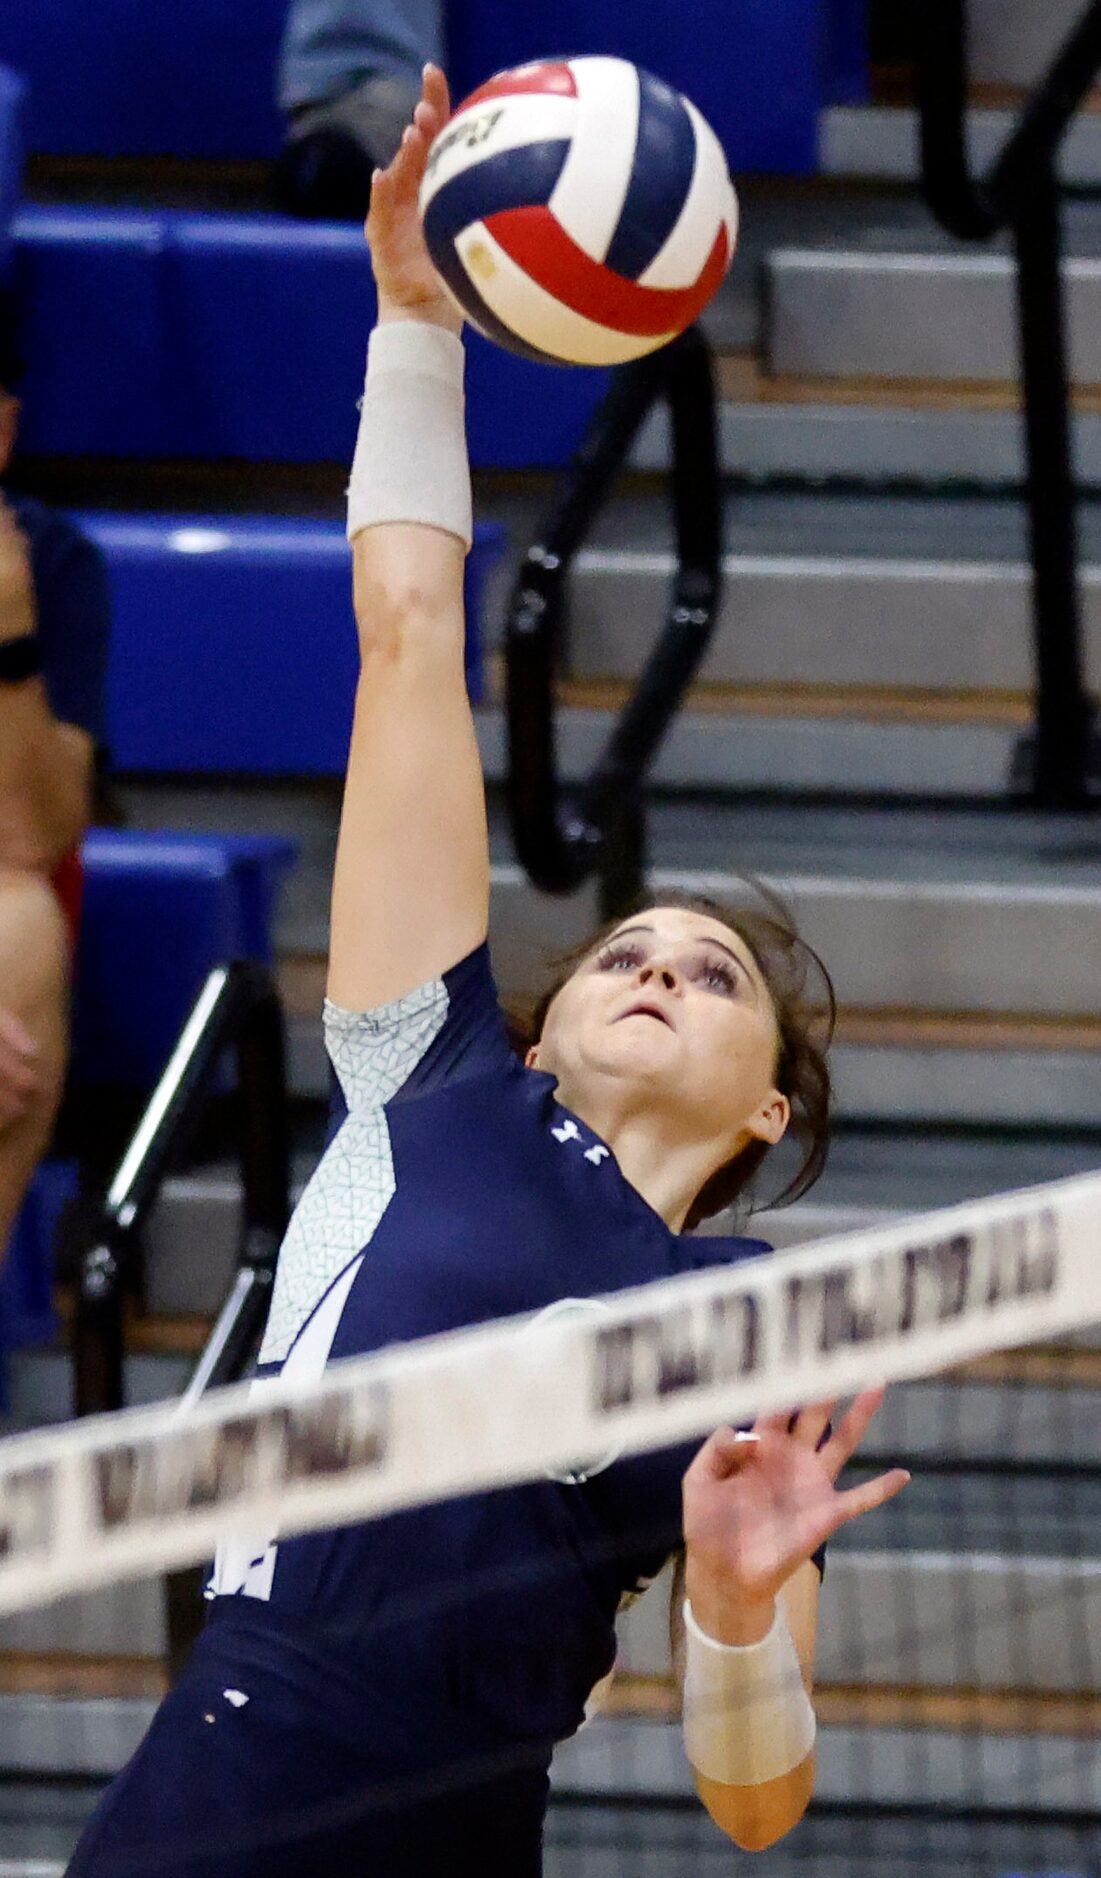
top-left (73, 1236), bottom-right (126, 1416)
top-left (72, 964), bottom-right (289, 1416)
top-left (917, 0), bottom-right (1101, 806)
top-left (505, 325), bottom-right (722, 901)
top-left (1013, 160), bottom-right (1091, 805)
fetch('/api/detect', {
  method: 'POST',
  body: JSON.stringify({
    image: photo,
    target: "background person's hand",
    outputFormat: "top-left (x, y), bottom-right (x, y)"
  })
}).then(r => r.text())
top-left (683, 1388), bottom-right (910, 1644)
top-left (0, 1004), bottom-right (41, 1128)
top-left (367, 64), bottom-right (461, 334)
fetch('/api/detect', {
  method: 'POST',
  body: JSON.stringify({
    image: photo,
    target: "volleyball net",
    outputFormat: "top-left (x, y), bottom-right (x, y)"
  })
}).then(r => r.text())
top-left (2, 1168), bottom-right (1099, 1874)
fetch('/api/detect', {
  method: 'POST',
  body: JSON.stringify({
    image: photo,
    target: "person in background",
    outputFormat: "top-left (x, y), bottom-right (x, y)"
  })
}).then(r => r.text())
top-left (0, 301), bottom-right (111, 1265)
top-left (273, 0), bottom-right (445, 218)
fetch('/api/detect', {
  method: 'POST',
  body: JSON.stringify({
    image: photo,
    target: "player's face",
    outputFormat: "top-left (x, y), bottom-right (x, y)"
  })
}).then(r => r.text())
top-left (534, 907), bottom-right (789, 1154)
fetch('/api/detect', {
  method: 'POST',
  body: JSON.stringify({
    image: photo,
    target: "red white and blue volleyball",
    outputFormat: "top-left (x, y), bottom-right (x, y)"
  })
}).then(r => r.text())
top-left (419, 57), bottom-right (739, 367)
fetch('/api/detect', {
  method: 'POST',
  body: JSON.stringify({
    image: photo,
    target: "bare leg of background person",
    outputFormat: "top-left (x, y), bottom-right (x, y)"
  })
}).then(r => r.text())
top-left (273, 0), bottom-right (446, 218)
top-left (0, 868), bottom-right (69, 1265)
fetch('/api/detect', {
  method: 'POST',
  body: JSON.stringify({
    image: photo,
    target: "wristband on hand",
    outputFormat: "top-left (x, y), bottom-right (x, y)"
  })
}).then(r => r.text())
top-left (682, 1598), bottom-right (817, 1788)
top-left (346, 321), bottom-right (473, 551)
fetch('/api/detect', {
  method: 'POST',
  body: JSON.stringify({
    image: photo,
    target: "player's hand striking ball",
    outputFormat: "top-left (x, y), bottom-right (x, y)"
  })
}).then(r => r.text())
top-left (684, 1387), bottom-right (910, 1645)
top-left (367, 64), bottom-right (462, 336)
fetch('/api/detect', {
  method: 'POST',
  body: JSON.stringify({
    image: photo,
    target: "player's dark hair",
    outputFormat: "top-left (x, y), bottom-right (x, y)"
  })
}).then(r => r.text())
top-left (516, 884), bottom-right (834, 1229)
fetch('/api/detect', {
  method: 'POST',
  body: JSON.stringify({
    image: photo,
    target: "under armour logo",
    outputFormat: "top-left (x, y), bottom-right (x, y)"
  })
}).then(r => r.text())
top-left (551, 1120), bottom-right (611, 1168)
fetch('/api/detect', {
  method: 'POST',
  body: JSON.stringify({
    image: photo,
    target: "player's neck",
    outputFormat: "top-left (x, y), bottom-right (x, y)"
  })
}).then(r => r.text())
top-left (559, 1084), bottom-right (742, 1233)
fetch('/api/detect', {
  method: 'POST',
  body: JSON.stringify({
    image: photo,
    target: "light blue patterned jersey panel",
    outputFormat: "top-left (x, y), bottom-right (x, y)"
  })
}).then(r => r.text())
top-left (258, 977), bottom-right (450, 1365)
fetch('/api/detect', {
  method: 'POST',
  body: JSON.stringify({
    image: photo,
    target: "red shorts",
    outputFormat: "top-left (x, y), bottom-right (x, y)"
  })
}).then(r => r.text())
top-left (50, 847), bottom-right (85, 954)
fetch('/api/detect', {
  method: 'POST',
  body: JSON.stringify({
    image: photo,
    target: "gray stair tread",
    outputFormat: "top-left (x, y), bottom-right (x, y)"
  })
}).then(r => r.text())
top-left (799, 1127), bottom-right (1101, 1214)
top-left (633, 400), bottom-right (1101, 490)
top-left (513, 796), bottom-right (1101, 892)
top-left (767, 244), bottom-right (1101, 383)
top-left (827, 1475), bottom-right (1101, 1559)
top-left (557, 485), bottom-right (1101, 566)
top-left (546, 1808), bottom-right (1099, 1876)
top-left (822, 103), bottom-right (1101, 186)
top-left (759, 191), bottom-right (1101, 261)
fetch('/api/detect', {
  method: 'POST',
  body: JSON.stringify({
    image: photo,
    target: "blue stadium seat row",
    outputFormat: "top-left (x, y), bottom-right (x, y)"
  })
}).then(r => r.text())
top-left (0, 62), bottom-right (23, 279)
top-left (15, 207), bottom-right (610, 471)
top-left (1, 829), bottom-right (299, 1389)
top-left (0, 0), bottom-right (866, 171)
top-left (75, 512), bottom-right (504, 773)
top-left (72, 830), bottom-right (298, 1087)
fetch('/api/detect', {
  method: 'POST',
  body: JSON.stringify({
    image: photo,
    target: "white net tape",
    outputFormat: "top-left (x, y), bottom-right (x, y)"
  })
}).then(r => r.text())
top-left (2, 1168), bottom-right (1098, 1619)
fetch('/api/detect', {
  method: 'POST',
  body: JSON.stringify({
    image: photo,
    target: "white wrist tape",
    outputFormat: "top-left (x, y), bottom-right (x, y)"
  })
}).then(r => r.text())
top-left (347, 321), bottom-right (473, 551)
top-left (682, 1599), bottom-right (817, 1787)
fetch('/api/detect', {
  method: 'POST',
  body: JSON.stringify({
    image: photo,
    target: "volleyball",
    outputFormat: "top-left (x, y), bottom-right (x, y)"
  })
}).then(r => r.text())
top-left (418, 57), bottom-right (739, 367)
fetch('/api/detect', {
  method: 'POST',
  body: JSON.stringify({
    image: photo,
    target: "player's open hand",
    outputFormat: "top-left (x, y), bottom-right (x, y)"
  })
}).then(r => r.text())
top-left (683, 1388), bottom-right (910, 1622)
top-left (367, 63), bottom-right (461, 334)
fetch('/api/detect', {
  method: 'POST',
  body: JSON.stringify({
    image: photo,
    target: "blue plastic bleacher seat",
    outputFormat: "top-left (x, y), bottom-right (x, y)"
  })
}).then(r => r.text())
top-left (71, 830), bottom-right (297, 1089)
top-left (447, 0), bottom-right (829, 174)
top-left (823, 0), bottom-right (872, 106)
top-left (0, 0), bottom-right (850, 171)
top-left (15, 207), bottom-right (611, 471)
top-left (0, 61), bottom-right (24, 279)
top-left (0, 0), bottom-right (285, 161)
top-left (0, 830), bottom-right (296, 1395)
top-left (76, 513), bottom-right (502, 774)
top-left (17, 209), bottom-right (170, 457)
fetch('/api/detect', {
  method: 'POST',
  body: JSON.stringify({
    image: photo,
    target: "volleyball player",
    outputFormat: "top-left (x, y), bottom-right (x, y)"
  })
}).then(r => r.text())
top-left (66, 66), bottom-right (909, 1878)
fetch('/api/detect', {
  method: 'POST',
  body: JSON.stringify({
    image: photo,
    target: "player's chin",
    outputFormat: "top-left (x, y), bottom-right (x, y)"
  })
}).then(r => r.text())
top-left (601, 1018), bottom-right (679, 1067)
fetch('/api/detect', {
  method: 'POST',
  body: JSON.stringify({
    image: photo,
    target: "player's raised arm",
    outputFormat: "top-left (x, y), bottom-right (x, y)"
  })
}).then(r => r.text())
top-left (328, 65), bottom-right (489, 1012)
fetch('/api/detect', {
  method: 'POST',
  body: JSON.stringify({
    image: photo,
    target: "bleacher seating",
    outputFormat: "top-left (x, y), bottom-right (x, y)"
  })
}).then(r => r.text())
top-left (1, 830), bottom-right (296, 1396)
top-left (0, 0), bottom-right (860, 173)
top-left (447, 0), bottom-right (839, 176)
top-left (71, 830), bottom-right (297, 1088)
top-left (77, 513), bottom-right (503, 773)
top-left (14, 206), bottom-right (611, 471)
top-left (0, 61), bottom-right (22, 278)
top-left (0, 0), bottom-right (285, 160)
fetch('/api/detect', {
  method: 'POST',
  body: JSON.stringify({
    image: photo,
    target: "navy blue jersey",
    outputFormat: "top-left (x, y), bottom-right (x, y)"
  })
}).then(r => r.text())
top-left (206, 944), bottom-right (794, 1761)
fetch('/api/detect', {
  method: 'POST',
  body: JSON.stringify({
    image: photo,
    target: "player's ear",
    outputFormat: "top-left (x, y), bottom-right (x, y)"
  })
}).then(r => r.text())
top-left (747, 1090), bottom-right (790, 1147)
top-left (525, 1045), bottom-right (541, 1069)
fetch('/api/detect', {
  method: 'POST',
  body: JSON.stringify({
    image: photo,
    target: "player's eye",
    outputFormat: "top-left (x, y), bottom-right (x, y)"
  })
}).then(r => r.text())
top-left (597, 942), bottom-right (645, 972)
top-left (692, 955), bottom-right (739, 996)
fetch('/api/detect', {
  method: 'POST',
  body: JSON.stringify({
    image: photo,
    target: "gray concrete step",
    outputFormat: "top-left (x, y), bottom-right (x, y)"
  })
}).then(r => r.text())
top-left (968, 0), bottom-right (1094, 88)
top-left (617, 1550), bottom-right (1101, 1695)
top-left (3, 1689), bottom-right (1096, 1823)
top-left (486, 846), bottom-right (1101, 1019)
top-left (821, 103), bottom-right (1101, 186)
top-left (478, 488), bottom-right (1101, 695)
top-left (632, 397), bottom-right (1101, 491)
top-left (110, 779), bottom-right (1101, 1119)
top-left (553, 1709), bottom-right (1101, 1815)
top-left (768, 247), bottom-right (1101, 384)
top-left (477, 702), bottom-right (1021, 801)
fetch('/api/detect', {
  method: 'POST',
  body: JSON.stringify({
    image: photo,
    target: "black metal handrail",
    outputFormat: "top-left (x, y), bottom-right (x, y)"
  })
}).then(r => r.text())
top-left (917, 0), bottom-right (1101, 807)
top-left (73, 960), bottom-right (290, 1420)
top-left (505, 323), bottom-right (721, 915)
